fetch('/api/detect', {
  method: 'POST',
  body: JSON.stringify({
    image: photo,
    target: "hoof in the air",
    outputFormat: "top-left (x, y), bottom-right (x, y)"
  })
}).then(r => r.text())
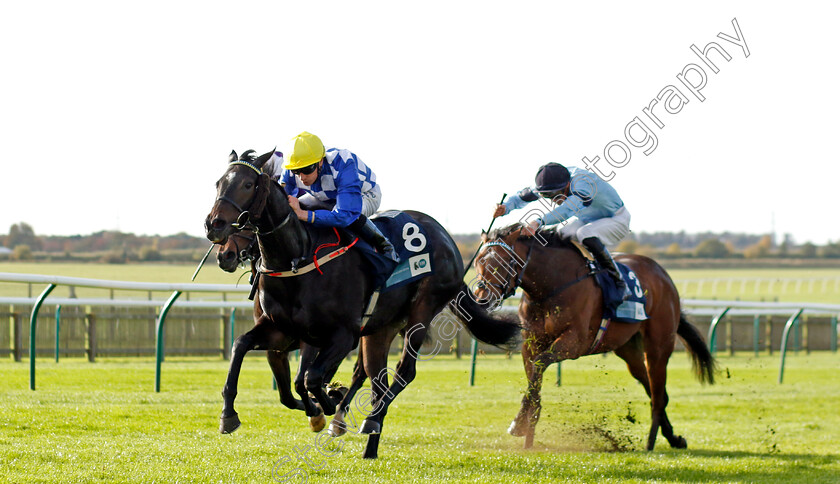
top-left (309, 412), bottom-right (326, 433)
top-left (359, 419), bottom-right (381, 435)
top-left (671, 435), bottom-right (687, 449)
top-left (220, 414), bottom-right (241, 434)
top-left (327, 386), bottom-right (348, 403)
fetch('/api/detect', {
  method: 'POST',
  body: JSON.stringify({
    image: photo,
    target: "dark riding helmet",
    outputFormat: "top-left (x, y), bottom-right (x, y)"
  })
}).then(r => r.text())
top-left (534, 163), bottom-right (570, 198)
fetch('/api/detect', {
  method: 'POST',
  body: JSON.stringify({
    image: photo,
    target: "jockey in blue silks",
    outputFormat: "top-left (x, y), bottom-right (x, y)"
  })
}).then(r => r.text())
top-left (493, 162), bottom-right (631, 294)
top-left (272, 131), bottom-right (398, 262)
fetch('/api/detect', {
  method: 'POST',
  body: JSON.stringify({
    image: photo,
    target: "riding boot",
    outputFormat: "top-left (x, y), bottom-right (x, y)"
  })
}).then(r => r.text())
top-left (355, 218), bottom-right (400, 263)
top-left (582, 236), bottom-right (628, 298)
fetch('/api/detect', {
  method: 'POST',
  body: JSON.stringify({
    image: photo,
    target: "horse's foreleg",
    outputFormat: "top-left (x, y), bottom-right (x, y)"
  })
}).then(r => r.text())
top-left (221, 330), bottom-right (258, 434)
top-left (303, 330), bottom-right (356, 417)
top-left (266, 350), bottom-right (304, 411)
top-left (510, 333), bottom-right (552, 449)
top-left (294, 345), bottom-right (324, 420)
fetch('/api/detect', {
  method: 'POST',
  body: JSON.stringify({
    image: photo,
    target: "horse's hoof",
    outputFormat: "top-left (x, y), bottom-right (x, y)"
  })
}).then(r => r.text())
top-left (671, 435), bottom-right (687, 449)
top-left (328, 416), bottom-right (347, 437)
top-left (508, 420), bottom-right (525, 437)
top-left (220, 414), bottom-right (241, 434)
top-left (359, 419), bottom-right (381, 435)
top-left (327, 386), bottom-right (348, 404)
top-left (309, 412), bottom-right (326, 433)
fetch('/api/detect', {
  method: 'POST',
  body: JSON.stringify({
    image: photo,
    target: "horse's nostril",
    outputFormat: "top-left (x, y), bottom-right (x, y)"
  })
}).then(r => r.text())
top-left (212, 218), bottom-right (226, 230)
top-left (223, 251), bottom-right (235, 261)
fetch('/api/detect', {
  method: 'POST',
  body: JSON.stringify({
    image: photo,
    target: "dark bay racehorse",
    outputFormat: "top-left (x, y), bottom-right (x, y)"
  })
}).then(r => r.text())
top-left (473, 224), bottom-right (715, 451)
top-left (205, 150), bottom-right (520, 459)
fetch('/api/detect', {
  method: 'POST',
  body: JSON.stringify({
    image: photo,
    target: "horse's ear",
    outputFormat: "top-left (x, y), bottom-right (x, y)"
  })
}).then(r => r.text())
top-left (254, 149), bottom-right (274, 168)
top-left (480, 230), bottom-right (488, 242)
top-left (240, 149), bottom-right (257, 161)
top-left (228, 150), bottom-right (238, 163)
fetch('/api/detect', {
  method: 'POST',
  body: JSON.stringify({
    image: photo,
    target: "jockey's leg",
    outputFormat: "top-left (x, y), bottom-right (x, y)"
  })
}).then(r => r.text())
top-left (577, 207), bottom-right (632, 295)
top-left (349, 214), bottom-right (400, 263)
top-left (582, 236), bottom-right (627, 294)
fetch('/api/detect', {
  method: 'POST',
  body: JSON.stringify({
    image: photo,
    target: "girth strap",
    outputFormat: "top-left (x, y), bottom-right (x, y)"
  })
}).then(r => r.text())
top-left (260, 228), bottom-right (358, 277)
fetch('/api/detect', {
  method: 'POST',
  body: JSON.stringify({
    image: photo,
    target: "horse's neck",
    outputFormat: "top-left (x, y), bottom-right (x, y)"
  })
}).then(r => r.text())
top-left (519, 244), bottom-right (586, 297)
top-left (257, 186), bottom-right (311, 269)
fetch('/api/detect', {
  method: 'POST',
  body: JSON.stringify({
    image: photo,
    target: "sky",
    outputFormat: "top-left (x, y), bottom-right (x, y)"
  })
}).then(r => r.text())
top-left (2, 1), bottom-right (838, 245)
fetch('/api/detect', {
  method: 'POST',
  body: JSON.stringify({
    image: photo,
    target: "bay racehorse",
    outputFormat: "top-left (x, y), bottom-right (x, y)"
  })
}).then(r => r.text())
top-left (205, 150), bottom-right (520, 458)
top-left (473, 224), bottom-right (715, 451)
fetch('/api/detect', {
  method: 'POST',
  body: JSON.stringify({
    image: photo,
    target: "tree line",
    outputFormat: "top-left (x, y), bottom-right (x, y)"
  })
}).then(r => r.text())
top-left (0, 222), bottom-right (208, 262)
top-left (3, 222), bottom-right (839, 263)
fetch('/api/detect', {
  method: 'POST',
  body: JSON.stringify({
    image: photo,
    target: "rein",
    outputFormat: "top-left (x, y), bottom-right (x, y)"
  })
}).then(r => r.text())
top-left (478, 236), bottom-right (601, 303)
top-left (477, 238), bottom-right (533, 300)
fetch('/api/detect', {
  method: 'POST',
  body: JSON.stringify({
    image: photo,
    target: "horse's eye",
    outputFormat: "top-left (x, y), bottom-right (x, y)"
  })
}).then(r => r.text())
top-left (245, 182), bottom-right (254, 189)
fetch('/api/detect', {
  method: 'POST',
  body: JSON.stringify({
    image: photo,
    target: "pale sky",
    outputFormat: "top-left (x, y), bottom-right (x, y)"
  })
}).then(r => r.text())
top-left (2, 1), bottom-right (838, 244)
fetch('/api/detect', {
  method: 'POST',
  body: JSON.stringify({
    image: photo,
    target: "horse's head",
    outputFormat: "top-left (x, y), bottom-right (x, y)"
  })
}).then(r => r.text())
top-left (472, 224), bottom-right (531, 306)
top-left (216, 229), bottom-right (258, 273)
top-left (205, 149), bottom-right (275, 244)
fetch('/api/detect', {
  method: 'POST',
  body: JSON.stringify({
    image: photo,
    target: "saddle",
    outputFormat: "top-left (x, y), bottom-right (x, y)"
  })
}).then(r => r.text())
top-left (546, 231), bottom-right (648, 324)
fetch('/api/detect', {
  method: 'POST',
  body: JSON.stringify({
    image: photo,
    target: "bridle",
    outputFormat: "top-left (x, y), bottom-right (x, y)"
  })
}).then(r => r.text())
top-left (226, 232), bottom-right (258, 266)
top-left (475, 237), bottom-right (534, 300)
top-left (215, 160), bottom-right (294, 236)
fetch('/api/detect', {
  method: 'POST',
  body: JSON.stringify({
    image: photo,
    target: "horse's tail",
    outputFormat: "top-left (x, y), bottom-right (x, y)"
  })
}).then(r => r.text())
top-left (450, 284), bottom-right (522, 349)
top-left (677, 312), bottom-right (716, 384)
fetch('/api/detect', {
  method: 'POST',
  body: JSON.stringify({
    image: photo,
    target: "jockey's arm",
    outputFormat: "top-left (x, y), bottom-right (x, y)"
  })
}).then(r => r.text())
top-left (309, 162), bottom-right (363, 228)
top-left (539, 194), bottom-right (585, 226)
top-left (496, 187), bottom-right (537, 217)
top-left (280, 170), bottom-right (301, 197)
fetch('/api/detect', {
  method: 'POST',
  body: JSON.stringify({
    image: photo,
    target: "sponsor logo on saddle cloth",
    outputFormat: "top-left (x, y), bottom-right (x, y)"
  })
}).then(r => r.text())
top-left (371, 210), bottom-right (434, 291)
top-left (611, 264), bottom-right (648, 323)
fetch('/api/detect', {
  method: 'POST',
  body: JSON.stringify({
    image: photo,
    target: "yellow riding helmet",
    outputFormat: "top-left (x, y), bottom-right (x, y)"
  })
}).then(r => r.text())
top-left (286, 131), bottom-right (326, 171)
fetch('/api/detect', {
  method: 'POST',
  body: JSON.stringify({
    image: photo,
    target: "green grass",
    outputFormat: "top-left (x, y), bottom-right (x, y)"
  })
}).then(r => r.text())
top-left (1, 353), bottom-right (838, 483)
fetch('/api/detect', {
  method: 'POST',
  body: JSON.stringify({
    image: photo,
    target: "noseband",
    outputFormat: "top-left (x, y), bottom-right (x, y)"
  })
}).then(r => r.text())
top-left (226, 232), bottom-right (258, 266)
top-left (475, 238), bottom-right (533, 300)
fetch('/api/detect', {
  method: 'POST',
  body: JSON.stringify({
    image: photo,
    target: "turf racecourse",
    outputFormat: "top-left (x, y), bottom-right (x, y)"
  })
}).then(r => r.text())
top-left (1, 353), bottom-right (838, 483)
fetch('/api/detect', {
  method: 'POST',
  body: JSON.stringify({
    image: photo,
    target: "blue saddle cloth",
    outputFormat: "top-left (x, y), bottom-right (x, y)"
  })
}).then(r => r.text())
top-left (593, 262), bottom-right (648, 323)
top-left (352, 210), bottom-right (434, 292)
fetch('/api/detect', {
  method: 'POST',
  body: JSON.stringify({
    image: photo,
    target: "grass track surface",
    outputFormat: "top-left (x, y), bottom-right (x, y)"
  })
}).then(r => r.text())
top-left (1, 353), bottom-right (838, 483)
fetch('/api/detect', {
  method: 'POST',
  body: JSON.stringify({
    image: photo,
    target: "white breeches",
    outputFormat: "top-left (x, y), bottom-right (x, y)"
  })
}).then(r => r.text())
top-left (556, 206), bottom-right (631, 247)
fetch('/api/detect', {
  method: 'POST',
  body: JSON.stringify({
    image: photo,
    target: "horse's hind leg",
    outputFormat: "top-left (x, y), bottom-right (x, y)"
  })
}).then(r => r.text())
top-left (360, 300), bottom-right (442, 459)
top-left (615, 334), bottom-right (687, 449)
top-left (642, 321), bottom-right (686, 450)
top-left (328, 350), bottom-right (368, 437)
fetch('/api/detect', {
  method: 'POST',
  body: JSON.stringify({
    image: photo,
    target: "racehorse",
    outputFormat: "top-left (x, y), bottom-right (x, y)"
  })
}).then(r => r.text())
top-left (205, 150), bottom-right (520, 459)
top-left (473, 224), bottom-right (715, 451)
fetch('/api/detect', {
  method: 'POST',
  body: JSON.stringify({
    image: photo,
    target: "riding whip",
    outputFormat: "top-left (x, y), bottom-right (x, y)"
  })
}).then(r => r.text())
top-left (463, 193), bottom-right (507, 278)
top-left (191, 243), bottom-right (215, 281)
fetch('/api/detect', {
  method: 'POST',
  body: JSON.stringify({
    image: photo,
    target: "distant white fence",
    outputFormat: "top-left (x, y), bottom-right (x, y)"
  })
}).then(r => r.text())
top-left (3, 273), bottom-right (838, 392)
top-left (676, 276), bottom-right (840, 296)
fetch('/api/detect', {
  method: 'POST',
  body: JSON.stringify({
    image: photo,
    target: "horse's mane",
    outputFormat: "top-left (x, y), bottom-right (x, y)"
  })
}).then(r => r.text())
top-left (487, 223), bottom-right (578, 250)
